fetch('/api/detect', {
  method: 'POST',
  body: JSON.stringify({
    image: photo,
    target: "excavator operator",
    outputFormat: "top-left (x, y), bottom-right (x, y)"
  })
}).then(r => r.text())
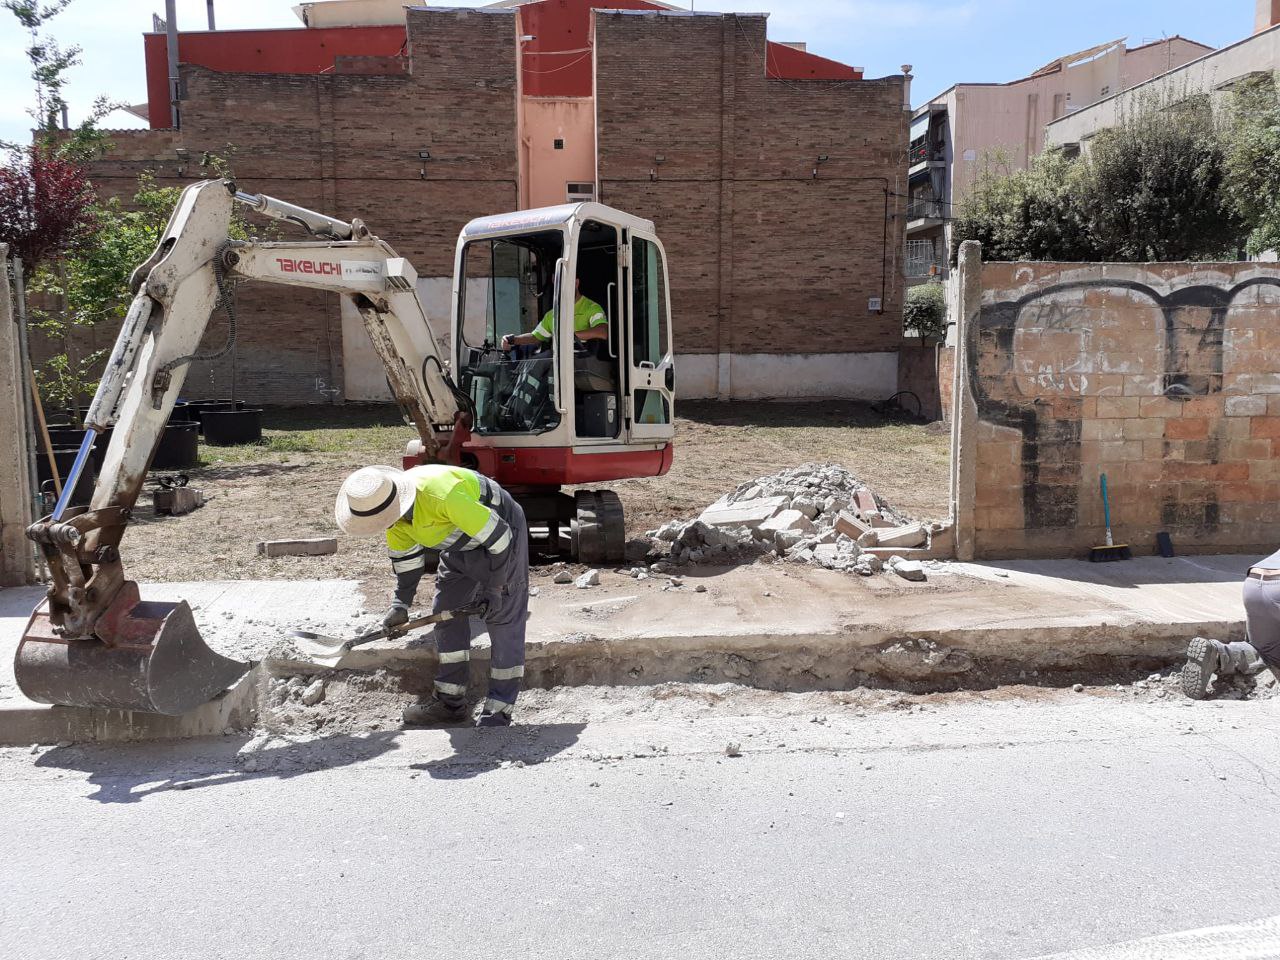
top-left (335, 463), bottom-right (529, 727)
top-left (500, 275), bottom-right (607, 351)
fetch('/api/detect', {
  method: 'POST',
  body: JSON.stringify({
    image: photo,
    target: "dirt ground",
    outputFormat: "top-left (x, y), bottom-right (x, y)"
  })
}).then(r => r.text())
top-left (118, 401), bottom-right (951, 594)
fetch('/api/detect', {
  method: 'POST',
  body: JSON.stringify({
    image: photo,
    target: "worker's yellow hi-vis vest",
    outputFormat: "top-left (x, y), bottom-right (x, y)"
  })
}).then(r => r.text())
top-left (385, 466), bottom-right (510, 573)
top-left (531, 295), bottom-right (606, 342)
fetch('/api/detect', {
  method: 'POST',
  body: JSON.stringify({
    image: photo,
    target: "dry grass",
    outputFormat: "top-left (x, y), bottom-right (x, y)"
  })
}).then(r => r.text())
top-left (120, 401), bottom-right (951, 590)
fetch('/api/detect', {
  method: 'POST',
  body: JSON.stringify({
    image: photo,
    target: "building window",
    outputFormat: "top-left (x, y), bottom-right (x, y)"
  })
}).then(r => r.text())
top-left (567, 182), bottom-right (595, 203)
top-left (554, 138), bottom-right (564, 150)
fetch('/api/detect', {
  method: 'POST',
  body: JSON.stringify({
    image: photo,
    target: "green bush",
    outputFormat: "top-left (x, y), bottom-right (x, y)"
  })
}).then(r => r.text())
top-left (903, 282), bottom-right (946, 340)
top-left (951, 93), bottom-right (1242, 263)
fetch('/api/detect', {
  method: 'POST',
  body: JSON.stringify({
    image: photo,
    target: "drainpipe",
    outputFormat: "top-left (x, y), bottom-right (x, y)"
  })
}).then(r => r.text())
top-left (166, 0), bottom-right (180, 129)
top-left (206, 0), bottom-right (216, 30)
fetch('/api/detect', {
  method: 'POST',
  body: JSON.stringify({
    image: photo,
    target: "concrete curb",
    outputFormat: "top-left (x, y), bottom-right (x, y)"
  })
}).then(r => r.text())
top-left (0, 669), bottom-right (259, 746)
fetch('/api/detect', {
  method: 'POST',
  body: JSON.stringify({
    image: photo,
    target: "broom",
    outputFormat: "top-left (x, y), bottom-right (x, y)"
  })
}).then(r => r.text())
top-left (1089, 472), bottom-right (1131, 562)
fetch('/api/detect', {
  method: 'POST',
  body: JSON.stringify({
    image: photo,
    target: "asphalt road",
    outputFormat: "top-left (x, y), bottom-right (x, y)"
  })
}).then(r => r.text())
top-left (3, 691), bottom-right (1280, 960)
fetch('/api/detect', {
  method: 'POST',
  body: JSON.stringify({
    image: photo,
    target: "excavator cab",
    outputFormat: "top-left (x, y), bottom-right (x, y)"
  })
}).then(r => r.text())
top-left (450, 203), bottom-right (676, 561)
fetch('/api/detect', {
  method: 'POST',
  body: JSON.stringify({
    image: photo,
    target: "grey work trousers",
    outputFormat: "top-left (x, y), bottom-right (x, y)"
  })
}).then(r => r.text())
top-left (431, 487), bottom-right (529, 717)
top-left (1242, 575), bottom-right (1280, 683)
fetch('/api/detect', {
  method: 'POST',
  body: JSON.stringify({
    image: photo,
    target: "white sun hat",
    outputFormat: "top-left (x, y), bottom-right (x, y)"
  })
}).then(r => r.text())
top-left (335, 465), bottom-right (415, 537)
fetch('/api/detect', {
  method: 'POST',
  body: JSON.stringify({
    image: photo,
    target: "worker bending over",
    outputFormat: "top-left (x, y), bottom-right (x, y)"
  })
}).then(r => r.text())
top-left (501, 276), bottom-right (606, 351)
top-left (1182, 550), bottom-right (1280, 698)
top-left (335, 463), bottom-right (529, 727)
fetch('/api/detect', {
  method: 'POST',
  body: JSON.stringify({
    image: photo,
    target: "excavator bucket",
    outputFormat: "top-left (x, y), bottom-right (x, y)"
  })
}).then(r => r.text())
top-left (14, 583), bottom-right (248, 715)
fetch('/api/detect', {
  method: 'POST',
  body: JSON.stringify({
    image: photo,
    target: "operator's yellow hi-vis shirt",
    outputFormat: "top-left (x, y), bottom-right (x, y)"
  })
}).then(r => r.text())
top-left (531, 295), bottom-right (606, 342)
top-left (385, 465), bottom-right (511, 574)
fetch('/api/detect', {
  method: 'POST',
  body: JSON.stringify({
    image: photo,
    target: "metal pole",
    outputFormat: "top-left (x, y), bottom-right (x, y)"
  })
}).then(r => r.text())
top-left (166, 0), bottom-right (180, 129)
top-left (206, 0), bottom-right (216, 30)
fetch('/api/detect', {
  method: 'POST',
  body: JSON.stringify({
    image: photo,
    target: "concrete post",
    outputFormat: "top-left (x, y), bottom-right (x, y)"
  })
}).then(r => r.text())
top-left (0, 248), bottom-right (36, 585)
top-left (949, 240), bottom-right (981, 562)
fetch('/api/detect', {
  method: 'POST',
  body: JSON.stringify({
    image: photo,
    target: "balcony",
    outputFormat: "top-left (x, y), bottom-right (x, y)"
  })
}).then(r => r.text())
top-left (906, 199), bottom-right (947, 221)
top-left (908, 142), bottom-right (946, 176)
top-left (905, 239), bottom-right (945, 279)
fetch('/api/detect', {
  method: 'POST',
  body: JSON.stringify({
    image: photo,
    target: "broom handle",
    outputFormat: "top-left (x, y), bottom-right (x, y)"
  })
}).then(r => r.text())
top-left (1100, 473), bottom-right (1114, 546)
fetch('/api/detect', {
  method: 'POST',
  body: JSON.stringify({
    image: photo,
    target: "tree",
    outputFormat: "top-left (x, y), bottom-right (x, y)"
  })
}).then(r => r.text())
top-left (1222, 73), bottom-right (1280, 257)
top-left (951, 149), bottom-right (1090, 262)
top-left (0, 142), bottom-right (95, 266)
top-left (952, 95), bottom-right (1243, 262)
top-left (903, 281), bottom-right (946, 340)
top-left (1082, 96), bottom-right (1239, 261)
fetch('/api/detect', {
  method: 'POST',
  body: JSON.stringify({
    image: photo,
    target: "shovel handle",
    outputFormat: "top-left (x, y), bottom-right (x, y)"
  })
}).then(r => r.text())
top-left (346, 601), bottom-right (487, 651)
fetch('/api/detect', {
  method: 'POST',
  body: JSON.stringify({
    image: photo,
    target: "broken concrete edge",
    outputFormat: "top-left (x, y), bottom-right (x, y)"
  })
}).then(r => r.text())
top-left (0, 668), bottom-right (260, 747)
top-left (264, 616), bottom-right (1246, 689)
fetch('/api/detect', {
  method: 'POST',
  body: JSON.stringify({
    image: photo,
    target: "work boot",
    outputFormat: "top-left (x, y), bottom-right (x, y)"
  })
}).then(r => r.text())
top-left (476, 710), bottom-right (512, 728)
top-left (401, 696), bottom-right (469, 727)
top-left (1181, 636), bottom-right (1224, 700)
top-left (1181, 637), bottom-right (1266, 699)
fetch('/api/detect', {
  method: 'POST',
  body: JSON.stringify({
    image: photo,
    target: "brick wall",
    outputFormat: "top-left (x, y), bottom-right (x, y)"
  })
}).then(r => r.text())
top-left (76, 8), bottom-right (905, 404)
top-left (952, 248), bottom-right (1280, 559)
top-left (593, 11), bottom-right (907, 360)
top-left (78, 8), bottom-right (518, 405)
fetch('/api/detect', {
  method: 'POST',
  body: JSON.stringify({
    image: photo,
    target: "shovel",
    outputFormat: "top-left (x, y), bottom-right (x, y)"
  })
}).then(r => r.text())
top-left (289, 602), bottom-right (487, 666)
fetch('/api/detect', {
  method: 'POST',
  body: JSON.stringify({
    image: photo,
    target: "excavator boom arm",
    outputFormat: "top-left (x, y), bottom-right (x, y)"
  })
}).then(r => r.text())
top-left (18, 179), bottom-right (460, 715)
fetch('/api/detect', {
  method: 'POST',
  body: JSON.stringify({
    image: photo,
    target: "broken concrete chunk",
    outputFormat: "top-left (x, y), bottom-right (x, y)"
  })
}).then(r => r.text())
top-left (257, 537), bottom-right (338, 558)
top-left (300, 678), bottom-right (326, 706)
top-left (575, 569), bottom-right (601, 589)
top-left (875, 523), bottom-right (928, 549)
top-left (790, 496), bottom-right (821, 520)
top-left (553, 570), bottom-right (574, 584)
top-left (888, 557), bottom-right (927, 582)
top-left (834, 510), bottom-right (870, 540)
top-left (698, 495), bottom-right (788, 530)
top-left (153, 486), bottom-right (205, 516)
top-left (857, 529), bottom-right (880, 548)
top-left (774, 529), bottom-right (806, 552)
top-left (759, 509), bottom-right (815, 536)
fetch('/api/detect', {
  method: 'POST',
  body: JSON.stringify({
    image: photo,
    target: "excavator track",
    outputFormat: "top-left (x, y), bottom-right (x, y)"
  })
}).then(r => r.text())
top-left (572, 489), bottom-right (626, 564)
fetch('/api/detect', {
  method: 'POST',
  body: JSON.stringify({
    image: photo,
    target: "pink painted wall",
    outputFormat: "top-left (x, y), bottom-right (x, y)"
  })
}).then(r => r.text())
top-left (520, 98), bottom-right (596, 209)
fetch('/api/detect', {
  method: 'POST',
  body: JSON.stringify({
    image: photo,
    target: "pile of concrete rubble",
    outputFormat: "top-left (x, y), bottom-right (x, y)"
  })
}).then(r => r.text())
top-left (646, 464), bottom-right (950, 579)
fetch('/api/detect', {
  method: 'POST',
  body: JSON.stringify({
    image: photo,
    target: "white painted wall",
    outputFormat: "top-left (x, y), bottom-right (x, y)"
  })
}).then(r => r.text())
top-left (1047, 26), bottom-right (1280, 148)
top-left (675, 351), bottom-right (899, 401)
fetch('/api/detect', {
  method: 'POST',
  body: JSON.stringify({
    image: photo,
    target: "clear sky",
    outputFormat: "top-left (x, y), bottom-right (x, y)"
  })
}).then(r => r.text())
top-left (0, 0), bottom-right (1260, 147)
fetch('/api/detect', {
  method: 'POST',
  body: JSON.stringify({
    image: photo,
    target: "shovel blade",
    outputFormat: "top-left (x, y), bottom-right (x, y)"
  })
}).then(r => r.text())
top-left (289, 631), bottom-right (352, 659)
top-left (15, 589), bottom-right (249, 716)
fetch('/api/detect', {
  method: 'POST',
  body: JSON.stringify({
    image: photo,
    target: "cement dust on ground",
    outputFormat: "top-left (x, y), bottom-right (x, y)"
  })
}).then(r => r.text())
top-left (259, 667), bottom-right (1278, 740)
top-left (117, 401), bottom-right (950, 596)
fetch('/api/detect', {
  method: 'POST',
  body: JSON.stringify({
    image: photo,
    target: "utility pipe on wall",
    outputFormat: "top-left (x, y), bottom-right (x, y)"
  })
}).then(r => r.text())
top-left (166, 0), bottom-right (180, 129)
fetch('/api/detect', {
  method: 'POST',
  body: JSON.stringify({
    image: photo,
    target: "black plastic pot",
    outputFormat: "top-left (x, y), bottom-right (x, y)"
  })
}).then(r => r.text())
top-left (43, 427), bottom-right (114, 471)
top-left (151, 422), bottom-right (200, 470)
top-left (202, 408), bottom-right (263, 446)
top-left (38, 446), bottom-right (97, 508)
top-left (184, 399), bottom-right (246, 434)
top-left (169, 401), bottom-right (196, 423)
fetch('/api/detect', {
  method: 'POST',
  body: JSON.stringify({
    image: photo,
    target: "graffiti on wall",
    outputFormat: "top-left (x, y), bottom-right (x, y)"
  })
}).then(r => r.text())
top-left (968, 275), bottom-right (1280, 532)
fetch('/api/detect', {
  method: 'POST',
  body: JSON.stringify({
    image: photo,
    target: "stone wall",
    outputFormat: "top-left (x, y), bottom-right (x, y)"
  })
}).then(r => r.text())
top-left (951, 243), bottom-right (1280, 559)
